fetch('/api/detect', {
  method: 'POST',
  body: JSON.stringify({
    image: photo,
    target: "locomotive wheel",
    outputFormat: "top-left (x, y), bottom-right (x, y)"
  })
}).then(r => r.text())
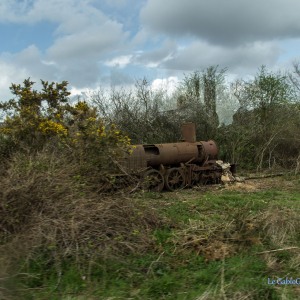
top-left (165, 167), bottom-right (186, 191)
top-left (142, 169), bottom-right (165, 192)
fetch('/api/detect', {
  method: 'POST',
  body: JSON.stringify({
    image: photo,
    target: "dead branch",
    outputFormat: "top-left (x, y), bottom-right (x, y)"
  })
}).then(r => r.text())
top-left (256, 247), bottom-right (299, 255)
top-left (244, 173), bottom-right (285, 180)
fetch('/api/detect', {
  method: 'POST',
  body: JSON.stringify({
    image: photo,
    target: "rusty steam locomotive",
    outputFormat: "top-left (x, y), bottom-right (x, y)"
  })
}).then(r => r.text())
top-left (122, 123), bottom-right (233, 192)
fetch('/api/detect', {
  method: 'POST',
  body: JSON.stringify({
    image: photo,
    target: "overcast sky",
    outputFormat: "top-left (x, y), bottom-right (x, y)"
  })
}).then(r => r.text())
top-left (1, 0), bottom-right (300, 100)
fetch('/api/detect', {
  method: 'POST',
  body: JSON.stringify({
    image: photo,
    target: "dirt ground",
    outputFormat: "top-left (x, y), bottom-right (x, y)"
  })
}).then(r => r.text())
top-left (190, 174), bottom-right (299, 194)
top-left (225, 175), bottom-right (299, 192)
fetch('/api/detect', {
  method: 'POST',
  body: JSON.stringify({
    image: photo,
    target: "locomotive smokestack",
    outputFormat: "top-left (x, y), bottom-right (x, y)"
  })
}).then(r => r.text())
top-left (181, 123), bottom-right (196, 143)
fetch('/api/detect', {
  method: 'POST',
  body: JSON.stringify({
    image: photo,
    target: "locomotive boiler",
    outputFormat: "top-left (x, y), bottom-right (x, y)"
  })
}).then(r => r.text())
top-left (122, 123), bottom-right (228, 192)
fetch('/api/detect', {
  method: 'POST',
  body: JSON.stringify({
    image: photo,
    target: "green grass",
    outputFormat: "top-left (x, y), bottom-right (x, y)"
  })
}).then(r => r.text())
top-left (5, 177), bottom-right (300, 300)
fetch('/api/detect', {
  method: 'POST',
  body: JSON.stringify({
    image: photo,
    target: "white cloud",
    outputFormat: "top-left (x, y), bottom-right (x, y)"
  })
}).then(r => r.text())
top-left (105, 55), bottom-right (133, 68)
top-left (47, 25), bottom-right (125, 62)
top-left (0, 60), bottom-right (28, 101)
top-left (151, 76), bottom-right (179, 95)
top-left (0, 0), bottom-right (299, 102)
top-left (0, 0), bottom-right (132, 88)
top-left (1, 0), bottom-right (128, 64)
top-left (69, 86), bottom-right (90, 97)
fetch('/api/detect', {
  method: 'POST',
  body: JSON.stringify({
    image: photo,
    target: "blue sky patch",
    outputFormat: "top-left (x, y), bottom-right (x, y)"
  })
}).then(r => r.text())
top-left (0, 22), bottom-right (56, 53)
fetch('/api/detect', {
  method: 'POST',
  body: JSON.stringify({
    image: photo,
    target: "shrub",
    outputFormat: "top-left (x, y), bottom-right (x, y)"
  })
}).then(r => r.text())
top-left (0, 79), bottom-right (165, 299)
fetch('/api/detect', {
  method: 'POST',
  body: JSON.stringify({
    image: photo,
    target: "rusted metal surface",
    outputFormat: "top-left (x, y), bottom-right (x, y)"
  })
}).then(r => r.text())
top-left (201, 140), bottom-right (218, 161)
top-left (181, 122), bottom-right (196, 143)
top-left (164, 167), bottom-right (186, 191)
top-left (143, 142), bottom-right (198, 166)
top-left (121, 123), bottom-right (231, 191)
top-left (140, 140), bottom-right (218, 167)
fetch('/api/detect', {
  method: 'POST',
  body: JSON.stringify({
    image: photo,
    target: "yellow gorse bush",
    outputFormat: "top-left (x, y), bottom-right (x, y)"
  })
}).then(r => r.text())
top-left (38, 120), bottom-right (68, 137)
top-left (0, 79), bottom-right (133, 165)
top-left (96, 125), bottom-right (106, 138)
top-left (75, 101), bottom-right (89, 112)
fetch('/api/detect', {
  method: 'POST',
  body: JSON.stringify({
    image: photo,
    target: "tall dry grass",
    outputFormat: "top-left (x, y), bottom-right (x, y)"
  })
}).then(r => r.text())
top-left (0, 146), bottom-right (165, 299)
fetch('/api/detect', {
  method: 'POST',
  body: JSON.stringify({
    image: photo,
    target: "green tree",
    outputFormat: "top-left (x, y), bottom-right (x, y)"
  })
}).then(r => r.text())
top-left (231, 66), bottom-right (298, 169)
top-left (203, 66), bottom-right (226, 138)
top-left (176, 66), bottom-right (226, 140)
top-left (177, 71), bottom-right (201, 108)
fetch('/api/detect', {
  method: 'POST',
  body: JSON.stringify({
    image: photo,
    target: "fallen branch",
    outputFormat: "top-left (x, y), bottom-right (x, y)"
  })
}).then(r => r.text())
top-left (256, 246), bottom-right (299, 255)
top-left (245, 173), bottom-right (285, 180)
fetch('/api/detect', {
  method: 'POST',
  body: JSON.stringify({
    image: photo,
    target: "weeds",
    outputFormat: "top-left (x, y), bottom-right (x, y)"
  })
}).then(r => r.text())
top-left (0, 147), bottom-right (166, 300)
top-left (1, 159), bottom-right (299, 299)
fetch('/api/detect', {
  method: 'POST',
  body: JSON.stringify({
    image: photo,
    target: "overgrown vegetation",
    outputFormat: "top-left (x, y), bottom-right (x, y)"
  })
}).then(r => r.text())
top-left (92, 64), bottom-right (300, 171)
top-left (0, 78), bottom-right (164, 299)
top-left (1, 177), bottom-right (299, 299)
top-left (0, 64), bottom-right (300, 299)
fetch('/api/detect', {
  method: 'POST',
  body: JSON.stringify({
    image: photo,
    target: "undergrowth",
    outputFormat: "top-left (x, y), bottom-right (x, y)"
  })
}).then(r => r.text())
top-left (1, 78), bottom-right (299, 300)
top-left (1, 174), bottom-right (299, 299)
top-left (0, 147), bottom-right (166, 300)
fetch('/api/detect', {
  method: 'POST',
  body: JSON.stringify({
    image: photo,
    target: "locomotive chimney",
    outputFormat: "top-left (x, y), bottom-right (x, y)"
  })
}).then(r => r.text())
top-left (181, 123), bottom-right (196, 143)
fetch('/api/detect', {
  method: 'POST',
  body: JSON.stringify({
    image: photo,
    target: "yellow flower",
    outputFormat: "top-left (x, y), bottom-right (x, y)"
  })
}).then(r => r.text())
top-left (97, 126), bottom-right (106, 137)
top-left (38, 120), bottom-right (67, 137)
top-left (75, 101), bottom-right (89, 112)
top-left (87, 117), bottom-right (96, 122)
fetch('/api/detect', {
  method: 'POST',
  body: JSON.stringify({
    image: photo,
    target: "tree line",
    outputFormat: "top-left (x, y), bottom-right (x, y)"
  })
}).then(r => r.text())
top-left (91, 64), bottom-right (300, 171)
top-left (1, 64), bottom-right (300, 172)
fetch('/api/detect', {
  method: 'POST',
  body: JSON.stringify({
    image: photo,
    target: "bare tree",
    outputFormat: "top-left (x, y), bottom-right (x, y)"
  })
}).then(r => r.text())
top-left (229, 66), bottom-right (299, 170)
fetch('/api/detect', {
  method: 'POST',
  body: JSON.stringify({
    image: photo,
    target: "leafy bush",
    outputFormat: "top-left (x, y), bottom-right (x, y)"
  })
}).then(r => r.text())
top-left (0, 79), bottom-right (166, 299)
